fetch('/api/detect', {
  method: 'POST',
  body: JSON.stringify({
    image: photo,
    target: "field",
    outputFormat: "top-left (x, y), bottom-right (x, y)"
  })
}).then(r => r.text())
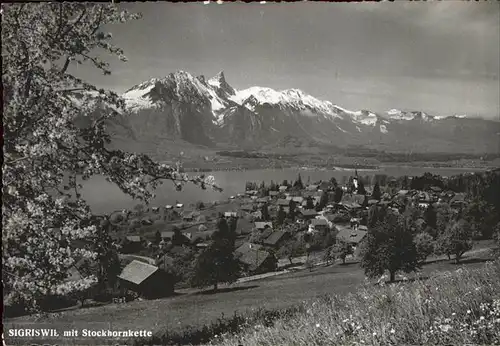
top-left (5, 244), bottom-right (495, 345)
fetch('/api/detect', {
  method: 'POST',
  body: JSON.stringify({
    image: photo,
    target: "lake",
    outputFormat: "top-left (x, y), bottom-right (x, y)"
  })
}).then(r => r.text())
top-left (81, 166), bottom-right (487, 213)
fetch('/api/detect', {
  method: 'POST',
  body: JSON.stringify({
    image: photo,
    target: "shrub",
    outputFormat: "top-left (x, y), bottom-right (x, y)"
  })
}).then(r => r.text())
top-left (414, 232), bottom-right (435, 264)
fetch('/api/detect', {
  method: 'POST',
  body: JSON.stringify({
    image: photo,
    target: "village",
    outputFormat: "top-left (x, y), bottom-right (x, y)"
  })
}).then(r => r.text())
top-left (91, 170), bottom-right (472, 301)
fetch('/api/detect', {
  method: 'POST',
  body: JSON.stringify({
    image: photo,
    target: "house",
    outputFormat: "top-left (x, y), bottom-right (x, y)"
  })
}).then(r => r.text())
top-left (141, 218), bottom-right (153, 226)
top-left (255, 221), bottom-right (273, 231)
top-left (118, 260), bottom-right (174, 299)
top-left (450, 193), bottom-right (467, 208)
top-left (263, 231), bottom-right (290, 247)
top-left (152, 207), bottom-right (160, 213)
top-left (161, 231), bottom-right (175, 241)
top-left (279, 185), bottom-right (288, 193)
top-left (237, 248), bottom-right (277, 274)
top-left (182, 212), bottom-right (195, 222)
top-left (298, 209), bottom-right (318, 220)
top-left (277, 199), bottom-right (291, 207)
top-left (269, 191), bottom-right (279, 198)
top-left (429, 186), bottom-right (442, 193)
top-left (343, 202), bottom-right (363, 210)
top-left (292, 196), bottom-right (304, 204)
top-left (190, 230), bottom-right (215, 244)
top-left (175, 203), bottom-right (184, 208)
top-left (246, 190), bottom-right (258, 196)
top-left (183, 231), bottom-right (194, 240)
top-left (224, 211), bottom-right (238, 218)
top-left (418, 202), bottom-right (429, 209)
top-left (306, 185), bottom-right (318, 191)
top-left (126, 235), bottom-right (142, 243)
top-left (165, 205), bottom-right (173, 210)
top-left (235, 242), bottom-right (263, 255)
top-left (252, 210), bottom-right (263, 219)
top-left (314, 196), bottom-right (321, 206)
top-left (256, 197), bottom-right (270, 204)
top-left (310, 218), bottom-right (329, 232)
top-left (302, 191), bottom-right (316, 199)
top-left (336, 226), bottom-right (368, 248)
top-left (241, 204), bottom-right (254, 212)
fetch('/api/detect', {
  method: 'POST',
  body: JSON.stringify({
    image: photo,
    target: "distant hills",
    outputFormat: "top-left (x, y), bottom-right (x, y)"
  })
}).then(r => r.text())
top-left (103, 70), bottom-right (499, 154)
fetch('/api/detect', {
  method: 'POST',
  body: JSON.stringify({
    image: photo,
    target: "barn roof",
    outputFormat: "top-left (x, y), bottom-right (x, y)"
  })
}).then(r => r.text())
top-left (118, 260), bottom-right (158, 285)
top-left (277, 199), bottom-right (291, 206)
top-left (255, 221), bottom-right (273, 230)
top-left (311, 218), bottom-right (328, 226)
top-left (263, 231), bottom-right (288, 246)
top-left (235, 242), bottom-right (263, 255)
top-left (126, 235), bottom-right (142, 242)
top-left (299, 209), bottom-right (318, 217)
top-left (336, 227), bottom-right (367, 245)
top-left (238, 248), bottom-right (272, 272)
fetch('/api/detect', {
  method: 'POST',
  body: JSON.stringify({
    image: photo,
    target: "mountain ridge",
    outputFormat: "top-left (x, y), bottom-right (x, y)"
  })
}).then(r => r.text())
top-left (109, 70), bottom-right (500, 154)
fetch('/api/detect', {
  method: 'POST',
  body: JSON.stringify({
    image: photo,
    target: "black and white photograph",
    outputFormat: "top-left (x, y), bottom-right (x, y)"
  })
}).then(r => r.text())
top-left (3, 1), bottom-right (500, 345)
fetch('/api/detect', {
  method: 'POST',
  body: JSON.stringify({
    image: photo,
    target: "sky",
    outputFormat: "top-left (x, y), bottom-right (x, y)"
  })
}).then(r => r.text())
top-left (74, 1), bottom-right (500, 119)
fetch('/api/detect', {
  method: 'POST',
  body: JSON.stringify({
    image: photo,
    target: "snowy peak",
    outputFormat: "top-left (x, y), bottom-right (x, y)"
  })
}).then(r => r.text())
top-left (208, 70), bottom-right (235, 97)
top-left (230, 86), bottom-right (344, 119)
top-left (122, 70), bottom-right (231, 119)
top-left (386, 109), bottom-right (440, 122)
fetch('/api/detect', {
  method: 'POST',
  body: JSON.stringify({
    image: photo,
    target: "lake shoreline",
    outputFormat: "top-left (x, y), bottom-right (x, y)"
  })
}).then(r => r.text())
top-left (82, 165), bottom-right (493, 213)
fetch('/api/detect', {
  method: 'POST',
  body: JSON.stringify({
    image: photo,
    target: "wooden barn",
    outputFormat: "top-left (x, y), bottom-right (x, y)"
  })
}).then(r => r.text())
top-left (118, 260), bottom-right (175, 299)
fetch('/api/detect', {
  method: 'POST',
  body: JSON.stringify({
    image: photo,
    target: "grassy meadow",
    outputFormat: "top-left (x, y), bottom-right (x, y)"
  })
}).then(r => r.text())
top-left (5, 246), bottom-right (497, 345)
top-left (206, 258), bottom-right (500, 346)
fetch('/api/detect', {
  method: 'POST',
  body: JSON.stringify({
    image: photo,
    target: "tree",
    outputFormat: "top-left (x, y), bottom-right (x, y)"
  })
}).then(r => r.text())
top-left (363, 175), bottom-right (371, 187)
top-left (334, 186), bottom-right (343, 204)
top-left (190, 239), bottom-right (242, 291)
top-left (276, 206), bottom-right (286, 227)
top-left (154, 230), bottom-right (162, 245)
top-left (289, 200), bottom-right (297, 221)
top-left (414, 232), bottom-right (434, 264)
top-left (318, 191), bottom-right (329, 210)
top-left (361, 213), bottom-right (420, 282)
top-left (213, 217), bottom-right (236, 245)
top-left (278, 240), bottom-right (306, 265)
top-left (424, 203), bottom-right (437, 229)
top-left (269, 180), bottom-right (277, 191)
top-left (191, 216), bottom-right (241, 291)
top-left (329, 177), bottom-right (338, 187)
top-left (2, 3), bottom-right (220, 310)
top-left (261, 203), bottom-right (270, 221)
top-left (171, 226), bottom-right (186, 246)
top-left (306, 197), bottom-right (315, 210)
top-left (435, 219), bottom-right (473, 264)
top-left (323, 247), bottom-right (335, 266)
top-left (372, 183), bottom-right (382, 200)
top-left (331, 240), bottom-right (354, 265)
top-left (357, 180), bottom-right (367, 195)
top-left (227, 216), bottom-right (238, 236)
top-left (293, 174), bottom-right (304, 190)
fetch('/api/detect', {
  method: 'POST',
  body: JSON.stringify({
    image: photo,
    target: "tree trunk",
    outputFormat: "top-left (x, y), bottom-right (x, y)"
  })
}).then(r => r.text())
top-left (342, 257), bottom-right (346, 265)
top-left (213, 282), bottom-right (218, 292)
top-left (389, 271), bottom-right (395, 282)
top-left (455, 254), bottom-right (460, 264)
top-left (289, 257), bottom-right (293, 265)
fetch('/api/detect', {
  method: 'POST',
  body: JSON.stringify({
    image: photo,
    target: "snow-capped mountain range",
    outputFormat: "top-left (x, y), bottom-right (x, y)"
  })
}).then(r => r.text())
top-left (110, 70), bottom-right (499, 153)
